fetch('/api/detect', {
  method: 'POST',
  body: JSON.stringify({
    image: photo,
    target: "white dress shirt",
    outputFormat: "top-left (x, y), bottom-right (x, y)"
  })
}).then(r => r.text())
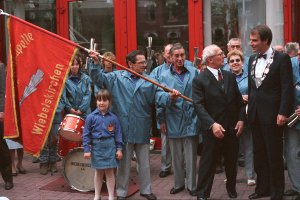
top-left (255, 47), bottom-right (273, 78)
top-left (207, 66), bottom-right (220, 80)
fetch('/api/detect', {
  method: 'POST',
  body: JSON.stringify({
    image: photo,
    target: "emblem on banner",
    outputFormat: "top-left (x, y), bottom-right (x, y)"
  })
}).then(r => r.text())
top-left (19, 69), bottom-right (44, 106)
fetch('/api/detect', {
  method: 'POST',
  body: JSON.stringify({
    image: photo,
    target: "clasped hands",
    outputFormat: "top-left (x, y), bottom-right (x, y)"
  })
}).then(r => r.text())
top-left (70, 108), bottom-right (83, 116)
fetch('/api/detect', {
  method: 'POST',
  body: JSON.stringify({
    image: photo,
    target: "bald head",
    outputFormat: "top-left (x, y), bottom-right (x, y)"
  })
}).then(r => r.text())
top-left (273, 45), bottom-right (284, 53)
top-left (163, 44), bottom-right (173, 64)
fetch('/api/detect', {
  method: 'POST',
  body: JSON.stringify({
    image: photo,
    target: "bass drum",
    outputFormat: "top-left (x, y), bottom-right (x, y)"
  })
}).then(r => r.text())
top-left (63, 147), bottom-right (95, 192)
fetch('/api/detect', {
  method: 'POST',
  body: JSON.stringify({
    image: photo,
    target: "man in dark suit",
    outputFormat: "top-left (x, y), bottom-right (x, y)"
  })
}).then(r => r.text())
top-left (247, 25), bottom-right (294, 200)
top-left (0, 61), bottom-right (13, 190)
top-left (193, 44), bottom-right (245, 200)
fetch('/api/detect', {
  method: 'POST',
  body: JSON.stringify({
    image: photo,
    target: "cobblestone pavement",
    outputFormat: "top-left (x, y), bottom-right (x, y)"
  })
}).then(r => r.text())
top-left (0, 151), bottom-right (294, 200)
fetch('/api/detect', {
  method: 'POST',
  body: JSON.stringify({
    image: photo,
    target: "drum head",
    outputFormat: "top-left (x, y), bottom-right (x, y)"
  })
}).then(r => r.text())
top-left (63, 148), bottom-right (95, 192)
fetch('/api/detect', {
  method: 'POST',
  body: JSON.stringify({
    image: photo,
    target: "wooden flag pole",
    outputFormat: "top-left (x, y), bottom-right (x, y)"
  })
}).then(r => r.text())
top-left (78, 45), bottom-right (193, 103)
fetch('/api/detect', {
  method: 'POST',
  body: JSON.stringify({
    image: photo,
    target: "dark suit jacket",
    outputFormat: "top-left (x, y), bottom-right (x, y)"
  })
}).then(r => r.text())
top-left (0, 63), bottom-right (5, 113)
top-left (247, 51), bottom-right (294, 125)
top-left (0, 63), bottom-right (6, 139)
top-left (192, 68), bottom-right (245, 133)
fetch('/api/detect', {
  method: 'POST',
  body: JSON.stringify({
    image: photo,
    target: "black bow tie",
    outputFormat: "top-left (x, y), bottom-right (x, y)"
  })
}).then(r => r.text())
top-left (257, 54), bottom-right (267, 59)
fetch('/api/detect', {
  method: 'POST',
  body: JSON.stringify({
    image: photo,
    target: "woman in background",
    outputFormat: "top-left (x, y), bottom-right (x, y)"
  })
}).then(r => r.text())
top-left (227, 49), bottom-right (256, 186)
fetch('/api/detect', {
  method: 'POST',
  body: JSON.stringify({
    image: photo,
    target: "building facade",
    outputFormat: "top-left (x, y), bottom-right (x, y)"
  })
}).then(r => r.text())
top-left (0, 0), bottom-right (299, 65)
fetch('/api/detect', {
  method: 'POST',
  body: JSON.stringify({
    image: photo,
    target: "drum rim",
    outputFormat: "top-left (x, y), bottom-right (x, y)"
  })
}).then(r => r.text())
top-left (62, 147), bottom-right (95, 192)
top-left (65, 114), bottom-right (85, 121)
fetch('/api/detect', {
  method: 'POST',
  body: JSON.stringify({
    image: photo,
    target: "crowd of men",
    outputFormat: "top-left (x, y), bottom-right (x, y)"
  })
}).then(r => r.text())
top-left (1, 24), bottom-right (300, 200)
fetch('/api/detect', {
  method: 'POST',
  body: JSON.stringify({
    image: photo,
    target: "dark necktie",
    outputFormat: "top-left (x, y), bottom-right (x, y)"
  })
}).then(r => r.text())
top-left (257, 54), bottom-right (267, 59)
top-left (218, 70), bottom-right (223, 82)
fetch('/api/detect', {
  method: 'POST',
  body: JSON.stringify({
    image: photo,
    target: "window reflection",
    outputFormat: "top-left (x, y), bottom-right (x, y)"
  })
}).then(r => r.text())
top-left (69, 0), bottom-right (115, 52)
top-left (292, 0), bottom-right (300, 42)
top-left (136, 0), bottom-right (189, 58)
top-left (204, 0), bottom-right (269, 56)
top-left (4, 0), bottom-right (56, 33)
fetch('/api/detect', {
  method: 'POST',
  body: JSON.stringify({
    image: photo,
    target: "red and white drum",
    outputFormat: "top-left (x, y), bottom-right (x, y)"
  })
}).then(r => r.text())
top-left (63, 148), bottom-right (95, 192)
top-left (58, 136), bottom-right (82, 157)
top-left (59, 114), bottom-right (85, 142)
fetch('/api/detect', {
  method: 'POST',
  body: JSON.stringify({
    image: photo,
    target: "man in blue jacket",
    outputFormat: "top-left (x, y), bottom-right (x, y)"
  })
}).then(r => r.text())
top-left (150, 44), bottom-right (173, 178)
top-left (88, 49), bottom-right (179, 200)
top-left (156, 43), bottom-right (200, 196)
top-left (283, 51), bottom-right (300, 200)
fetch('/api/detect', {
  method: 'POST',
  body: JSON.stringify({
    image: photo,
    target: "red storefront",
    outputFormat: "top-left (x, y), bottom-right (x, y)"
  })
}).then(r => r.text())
top-left (0, 0), bottom-right (300, 65)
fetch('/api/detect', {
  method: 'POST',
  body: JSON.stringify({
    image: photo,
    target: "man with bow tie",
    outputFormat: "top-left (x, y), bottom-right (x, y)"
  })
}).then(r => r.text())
top-left (247, 24), bottom-right (294, 200)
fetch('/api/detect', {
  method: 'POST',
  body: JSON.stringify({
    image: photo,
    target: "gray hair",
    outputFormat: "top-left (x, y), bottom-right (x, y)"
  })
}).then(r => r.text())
top-left (227, 38), bottom-right (241, 47)
top-left (202, 44), bottom-right (219, 65)
top-left (169, 43), bottom-right (184, 54)
top-left (284, 42), bottom-right (299, 55)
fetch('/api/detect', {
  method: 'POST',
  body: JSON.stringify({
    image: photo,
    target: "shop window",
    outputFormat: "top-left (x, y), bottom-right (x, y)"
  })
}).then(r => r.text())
top-left (68, 0), bottom-right (115, 52)
top-left (203, 0), bottom-right (283, 56)
top-left (4, 0), bottom-right (56, 33)
top-left (136, 0), bottom-right (189, 58)
top-left (292, 0), bottom-right (300, 42)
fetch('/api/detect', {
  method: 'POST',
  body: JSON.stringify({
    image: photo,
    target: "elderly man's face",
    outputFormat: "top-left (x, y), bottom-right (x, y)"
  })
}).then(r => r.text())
top-left (171, 48), bottom-right (185, 68)
top-left (208, 47), bottom-right (224, 69)
top-left (228, 41), bottom-right (242, 51)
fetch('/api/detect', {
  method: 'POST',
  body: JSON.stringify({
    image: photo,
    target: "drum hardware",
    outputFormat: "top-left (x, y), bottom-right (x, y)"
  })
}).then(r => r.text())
top-left (90, 38), bottom-right (95, 50)
top-left (287, 112), bottom-right (299, 127)
top-left (85, 38), bottom-right (97, 69)
top-left (93, 43), bottom-right (98, 51)
top-left (193, 47), bottom-right (201, 68)
top-left (146, 36), bottom-right (154, 74)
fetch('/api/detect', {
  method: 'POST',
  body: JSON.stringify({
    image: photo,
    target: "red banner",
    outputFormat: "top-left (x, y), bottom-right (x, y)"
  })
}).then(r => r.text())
top-left (4, 15), bottom-right (78, 156)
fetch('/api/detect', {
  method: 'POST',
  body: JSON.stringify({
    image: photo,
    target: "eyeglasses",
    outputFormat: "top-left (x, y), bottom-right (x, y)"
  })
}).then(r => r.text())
top-left (230, 45), bottom-right (241, 49)
top-left (229, 59), bottom-right (241, 63)
top-left (213, 51), bottom-right (224, 57)
top-left (135, 61), bottom-right (148, 65)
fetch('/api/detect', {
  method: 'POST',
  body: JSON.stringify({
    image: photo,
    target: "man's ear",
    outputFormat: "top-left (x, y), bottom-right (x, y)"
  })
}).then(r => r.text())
top-left (128, 61), bottom-right (133, 68)
top-left (206, 57), bottom-right (212, 64)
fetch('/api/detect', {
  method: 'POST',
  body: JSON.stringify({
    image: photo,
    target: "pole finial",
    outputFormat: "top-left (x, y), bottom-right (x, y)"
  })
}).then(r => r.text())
top-left (0, 9), bottom-right (10, 16)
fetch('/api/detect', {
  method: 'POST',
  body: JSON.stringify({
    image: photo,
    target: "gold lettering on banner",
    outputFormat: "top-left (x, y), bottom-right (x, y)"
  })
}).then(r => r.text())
top-left (16, 33), bottom-right (34, 57)
top-left (32, 64), bottom-right (64, 135)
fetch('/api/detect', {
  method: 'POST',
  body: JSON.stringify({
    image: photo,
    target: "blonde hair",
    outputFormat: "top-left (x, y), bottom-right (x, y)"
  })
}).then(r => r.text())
top-left (102, 52), bottom-right (116, 65)
top-left (227, 50), bottom-right (244, 62)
